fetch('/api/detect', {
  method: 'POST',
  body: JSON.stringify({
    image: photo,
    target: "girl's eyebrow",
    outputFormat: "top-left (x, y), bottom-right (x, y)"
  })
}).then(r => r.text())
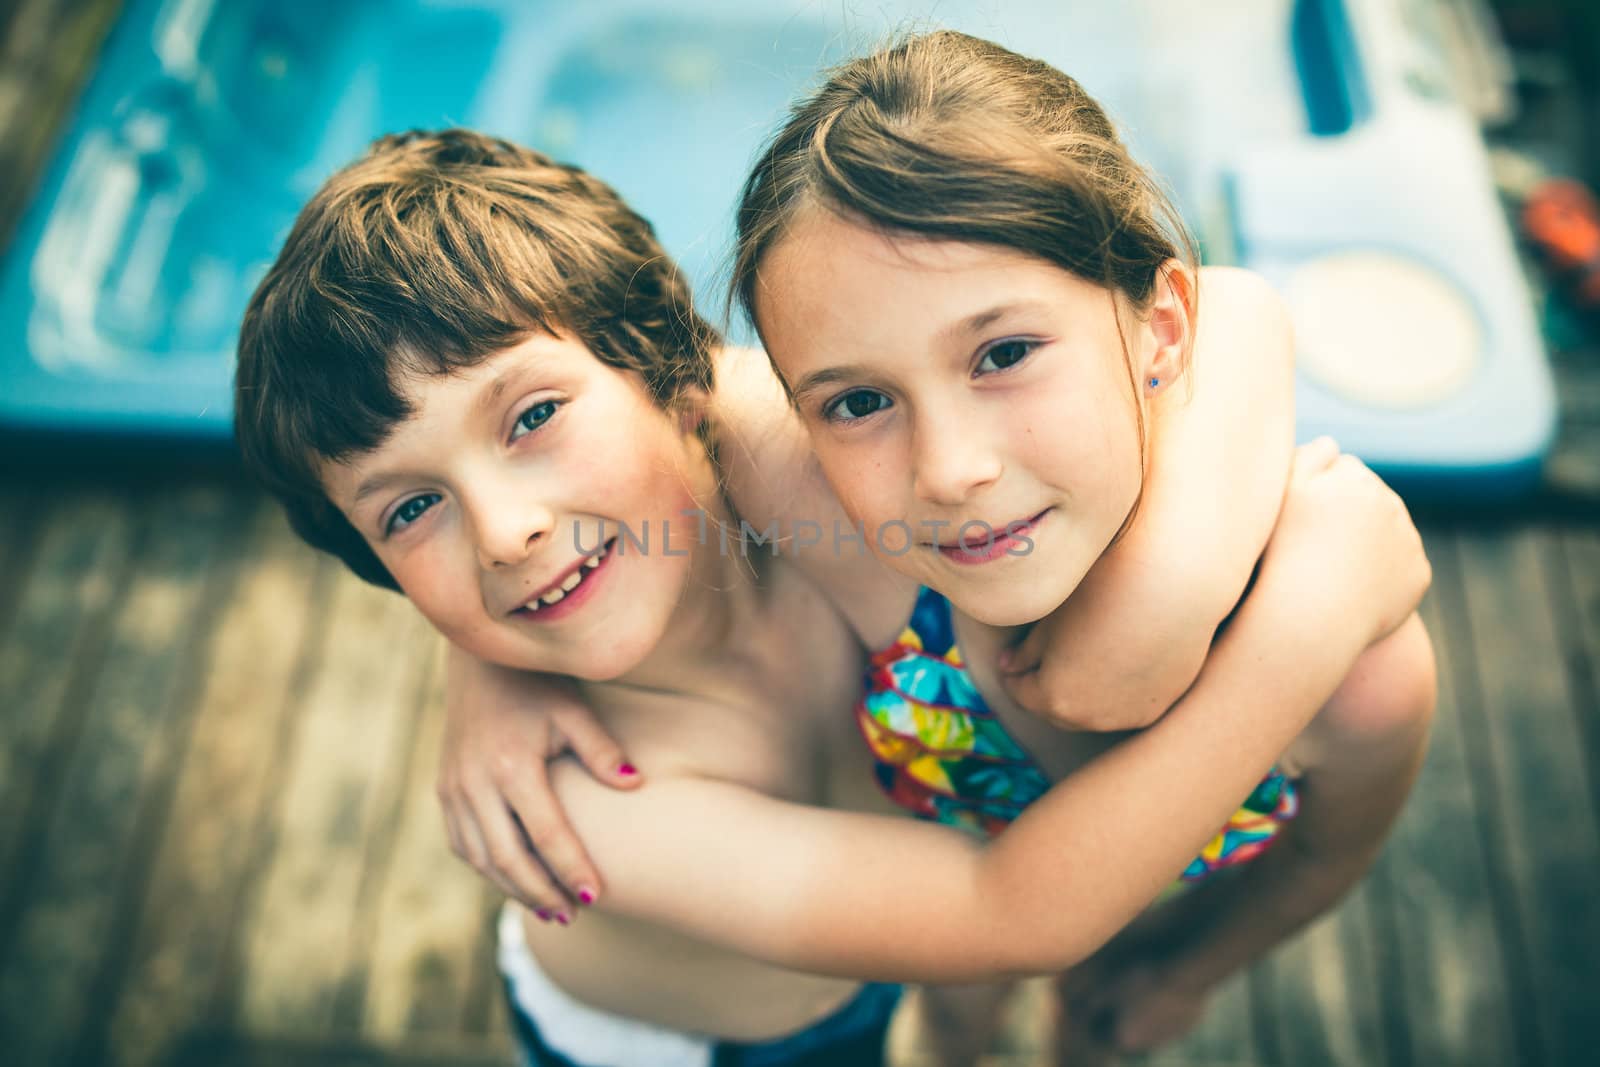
top-left (789, 365), bottom-right (867, 402)
top-left (790, 301), bottom-right (1053, 400)
top-left (938, 301), bottom-right (1049, 344)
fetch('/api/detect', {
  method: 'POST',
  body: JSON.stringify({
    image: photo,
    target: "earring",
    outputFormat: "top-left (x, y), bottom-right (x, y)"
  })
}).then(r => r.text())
top-left (1148, 377), bottom-right (1160, 389)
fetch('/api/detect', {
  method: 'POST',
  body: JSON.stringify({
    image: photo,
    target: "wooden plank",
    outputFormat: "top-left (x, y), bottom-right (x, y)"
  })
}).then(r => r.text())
top-left (101, 500), bottom-right (331, 1067)
top-left (1453, 525), bottom-right (1600, 1065)
top-left (164, 1030), bottom-right (520, 1067)
top-left (1360, 550), bottom-right (1518, 1066)
top-left (468, 884), bottom-right (516, 1062)
top-left (1550, 529), bottom-right (1600, 829)
top-left (233, 566), bottom-right (436, 1034)
top-left (0, 491), bottom-right (138, 929)
top-left (1151, 966), bottom-right (1255, 1066)
top-left (357, 641), bottom-right (497, 1040)
top-left (1251, 883), bottom-right (1386, 1067)
top-left (0, 486), bottom-right (238, 1067)
top-left (990, 977), bottom-right (1052, 1062)
top-left (0, 483), bottom-right (44, 641)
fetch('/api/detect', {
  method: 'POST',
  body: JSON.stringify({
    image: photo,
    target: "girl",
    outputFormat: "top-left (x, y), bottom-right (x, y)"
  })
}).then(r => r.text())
top-left (438, 32), bottom-right (1436, 1064)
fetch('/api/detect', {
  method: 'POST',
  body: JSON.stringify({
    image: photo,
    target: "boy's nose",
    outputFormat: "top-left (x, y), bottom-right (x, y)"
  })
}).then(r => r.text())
top-left (911, 417), bottom-right (1002, 507)
top-left (468, 495), bottom-right (556, 570)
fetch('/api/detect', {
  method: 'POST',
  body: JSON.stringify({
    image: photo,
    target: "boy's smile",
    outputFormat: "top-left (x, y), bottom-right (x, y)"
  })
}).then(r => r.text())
top-left (506, 537), bottom-right (615, 621)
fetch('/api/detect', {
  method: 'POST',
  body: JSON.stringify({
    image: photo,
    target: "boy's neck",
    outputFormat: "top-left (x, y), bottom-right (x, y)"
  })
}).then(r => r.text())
top-left (582, 496), bottom-right (775, 700)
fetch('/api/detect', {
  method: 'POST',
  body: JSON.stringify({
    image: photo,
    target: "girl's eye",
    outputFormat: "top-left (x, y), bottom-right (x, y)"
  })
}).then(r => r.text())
top-left (976, 339), bottom-right (1038, 374)
top-left (386, 492), bottom-right (441, 535)
top-left (823, 389), bottom-right (892, 423)
top-left (510, 399), bottom-right (561, 440)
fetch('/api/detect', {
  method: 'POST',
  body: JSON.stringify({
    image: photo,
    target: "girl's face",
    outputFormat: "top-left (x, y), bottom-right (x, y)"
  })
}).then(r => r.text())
top-left (756, 210), bottom-right (1165, 627)
top-left (322, 333), bottom-right (712, 679)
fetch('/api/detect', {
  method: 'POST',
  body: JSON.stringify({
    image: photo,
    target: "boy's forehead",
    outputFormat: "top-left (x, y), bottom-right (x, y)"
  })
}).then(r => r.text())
top-left (319, 333), bottom-right (585, 507)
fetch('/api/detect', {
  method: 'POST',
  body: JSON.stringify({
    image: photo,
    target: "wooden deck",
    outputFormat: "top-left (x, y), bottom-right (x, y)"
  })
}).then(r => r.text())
top-left (1, 482), bottom-right (1597, 1067)
top-left (2, 1), bottom-right (1598, 1064)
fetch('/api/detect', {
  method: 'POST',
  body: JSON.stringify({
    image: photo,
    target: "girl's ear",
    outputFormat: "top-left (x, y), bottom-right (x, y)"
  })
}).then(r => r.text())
top-left (676, 386), bottom-right (712, 436)
top-left (1144, 259), bottom-right (1197, 388)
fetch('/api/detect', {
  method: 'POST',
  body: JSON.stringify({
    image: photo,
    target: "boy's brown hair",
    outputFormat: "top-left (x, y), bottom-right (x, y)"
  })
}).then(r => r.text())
top-left (236, 129), bottom-right (719, 590)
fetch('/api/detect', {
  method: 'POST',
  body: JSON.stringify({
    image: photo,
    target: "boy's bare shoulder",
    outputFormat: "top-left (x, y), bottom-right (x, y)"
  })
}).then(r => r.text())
top-left (709, 346), bottom-right (837, 531)
top-left (1191, 267), bottom-right (1293, 370)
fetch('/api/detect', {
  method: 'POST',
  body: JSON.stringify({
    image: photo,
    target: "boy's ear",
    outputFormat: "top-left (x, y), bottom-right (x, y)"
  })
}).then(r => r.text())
top-left (1144, 259), bottom-right (1196, 385)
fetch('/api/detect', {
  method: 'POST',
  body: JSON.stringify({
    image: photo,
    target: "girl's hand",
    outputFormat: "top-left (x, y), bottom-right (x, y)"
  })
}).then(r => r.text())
top-left (437, 648), bottom-right (642, 922)
top-left (1261, 438), bottom-right (1430, 648)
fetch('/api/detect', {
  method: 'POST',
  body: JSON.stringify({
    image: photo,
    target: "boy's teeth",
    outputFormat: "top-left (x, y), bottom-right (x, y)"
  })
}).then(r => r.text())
top-left (560, 570), bottom-right (583, 592)
top-left (582, 553), bottom-right (602, 569)
top-left (540, 587), bottom-right (566, 606)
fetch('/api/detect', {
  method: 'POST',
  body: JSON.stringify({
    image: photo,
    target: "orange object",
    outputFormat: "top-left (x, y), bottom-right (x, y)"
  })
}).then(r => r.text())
top-left (1522, 178), bottom-right (1600, 312)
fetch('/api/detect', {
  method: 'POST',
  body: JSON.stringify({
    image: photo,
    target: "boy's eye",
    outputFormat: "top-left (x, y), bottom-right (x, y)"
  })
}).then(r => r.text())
top-left (823, 389), bottom-right (892, 423)
top-left (510, 399), bottom-right (561, 440)
top-left (976, 339), bottom-right (1038, 374)
top-left (386, 492), bottom-right (441, 535)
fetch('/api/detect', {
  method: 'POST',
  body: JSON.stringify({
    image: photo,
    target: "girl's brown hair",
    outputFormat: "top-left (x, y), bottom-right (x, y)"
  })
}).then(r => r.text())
top-left (731, 30), bottom-right (1198, 484)
top-left (236, 129), bottom-right (719, 590)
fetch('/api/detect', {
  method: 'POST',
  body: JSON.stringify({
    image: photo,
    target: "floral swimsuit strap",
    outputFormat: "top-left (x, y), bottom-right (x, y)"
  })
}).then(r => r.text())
top-left (855, 585), bottom-right (1298, 882)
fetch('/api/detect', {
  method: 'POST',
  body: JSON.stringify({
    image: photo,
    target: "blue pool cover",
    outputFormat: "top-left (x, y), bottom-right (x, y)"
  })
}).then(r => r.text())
top-left (0, 0), bottom-right (1557, 496)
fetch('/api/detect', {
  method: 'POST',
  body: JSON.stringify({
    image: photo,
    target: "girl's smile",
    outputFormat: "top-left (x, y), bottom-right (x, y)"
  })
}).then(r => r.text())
top-left (933, 507), bottom-right (1051, 565)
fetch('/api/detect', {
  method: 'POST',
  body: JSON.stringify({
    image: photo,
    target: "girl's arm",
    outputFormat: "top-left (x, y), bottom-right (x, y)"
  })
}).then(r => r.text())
top-left (1108, 609), bottom-right (1436, 1002)
top-left (1000, 268), bottom-right (1296, 728)
top-left (550, 444), bottom-right (1429, 983)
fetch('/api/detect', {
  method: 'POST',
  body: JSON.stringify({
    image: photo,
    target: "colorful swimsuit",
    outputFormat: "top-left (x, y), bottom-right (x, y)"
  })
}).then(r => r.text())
top-left (856, 586), bottom-right (1298, 882)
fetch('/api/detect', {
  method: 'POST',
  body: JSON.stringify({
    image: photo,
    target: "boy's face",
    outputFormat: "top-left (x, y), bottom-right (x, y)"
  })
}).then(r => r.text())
top-left (320, 332), bottom-right (706, 680)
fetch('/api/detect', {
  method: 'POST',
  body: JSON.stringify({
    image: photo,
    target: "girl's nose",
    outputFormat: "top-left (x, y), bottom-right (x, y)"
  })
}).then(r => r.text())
top-left (910, 415), bottom-right (1002, 506)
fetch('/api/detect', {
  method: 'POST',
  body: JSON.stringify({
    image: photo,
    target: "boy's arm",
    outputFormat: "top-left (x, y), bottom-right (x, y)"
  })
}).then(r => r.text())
top-left (1000, 268), bottom-right (1296, 729)
top-left (437, 646), bottom-right (642, 919)
top-left (541, 446), bottom-right (1429, 983)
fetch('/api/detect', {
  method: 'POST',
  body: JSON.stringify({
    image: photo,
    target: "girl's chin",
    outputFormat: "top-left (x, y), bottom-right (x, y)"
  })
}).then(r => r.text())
top-left (938, 574), bottom-right (1080, 629)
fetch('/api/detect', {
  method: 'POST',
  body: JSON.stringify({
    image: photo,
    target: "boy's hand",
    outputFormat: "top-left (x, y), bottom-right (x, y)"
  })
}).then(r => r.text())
top-left (437, 650), bottom-right (642, 922)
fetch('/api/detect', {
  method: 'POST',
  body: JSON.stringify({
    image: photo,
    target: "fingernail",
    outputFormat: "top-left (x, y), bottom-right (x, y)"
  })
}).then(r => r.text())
top-left (617, 762), bottom-right (638, 777)
top-left (534, 909), bottom-right (552, 923)
top-left (555, 911), bottom-right (571, 926)
top-left (577, 886), bottom-right (597, 905)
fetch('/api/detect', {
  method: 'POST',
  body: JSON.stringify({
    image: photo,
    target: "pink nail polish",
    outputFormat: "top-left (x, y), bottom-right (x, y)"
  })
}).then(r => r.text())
top-left (534, 909), bottom-right (552, 923)
top-left (578, 887), bottom-right (597, 905)
top-left (555, 911), bottom-right (571, 926)
top-left (617, 762), bottom-right (638, 777)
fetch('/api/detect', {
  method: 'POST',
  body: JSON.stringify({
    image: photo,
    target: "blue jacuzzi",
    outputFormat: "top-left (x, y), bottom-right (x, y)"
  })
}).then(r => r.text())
top-left (0, 0), bottom-right (1557, 495)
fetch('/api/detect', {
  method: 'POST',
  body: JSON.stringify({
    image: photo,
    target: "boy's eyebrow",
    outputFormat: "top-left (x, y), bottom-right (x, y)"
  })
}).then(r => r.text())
top-left (348, 351), bottom-right (558, 507)
top-left (352, 471), bottom-right (406, 508)
top-left (475, 365), bottom-right (526, 418)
